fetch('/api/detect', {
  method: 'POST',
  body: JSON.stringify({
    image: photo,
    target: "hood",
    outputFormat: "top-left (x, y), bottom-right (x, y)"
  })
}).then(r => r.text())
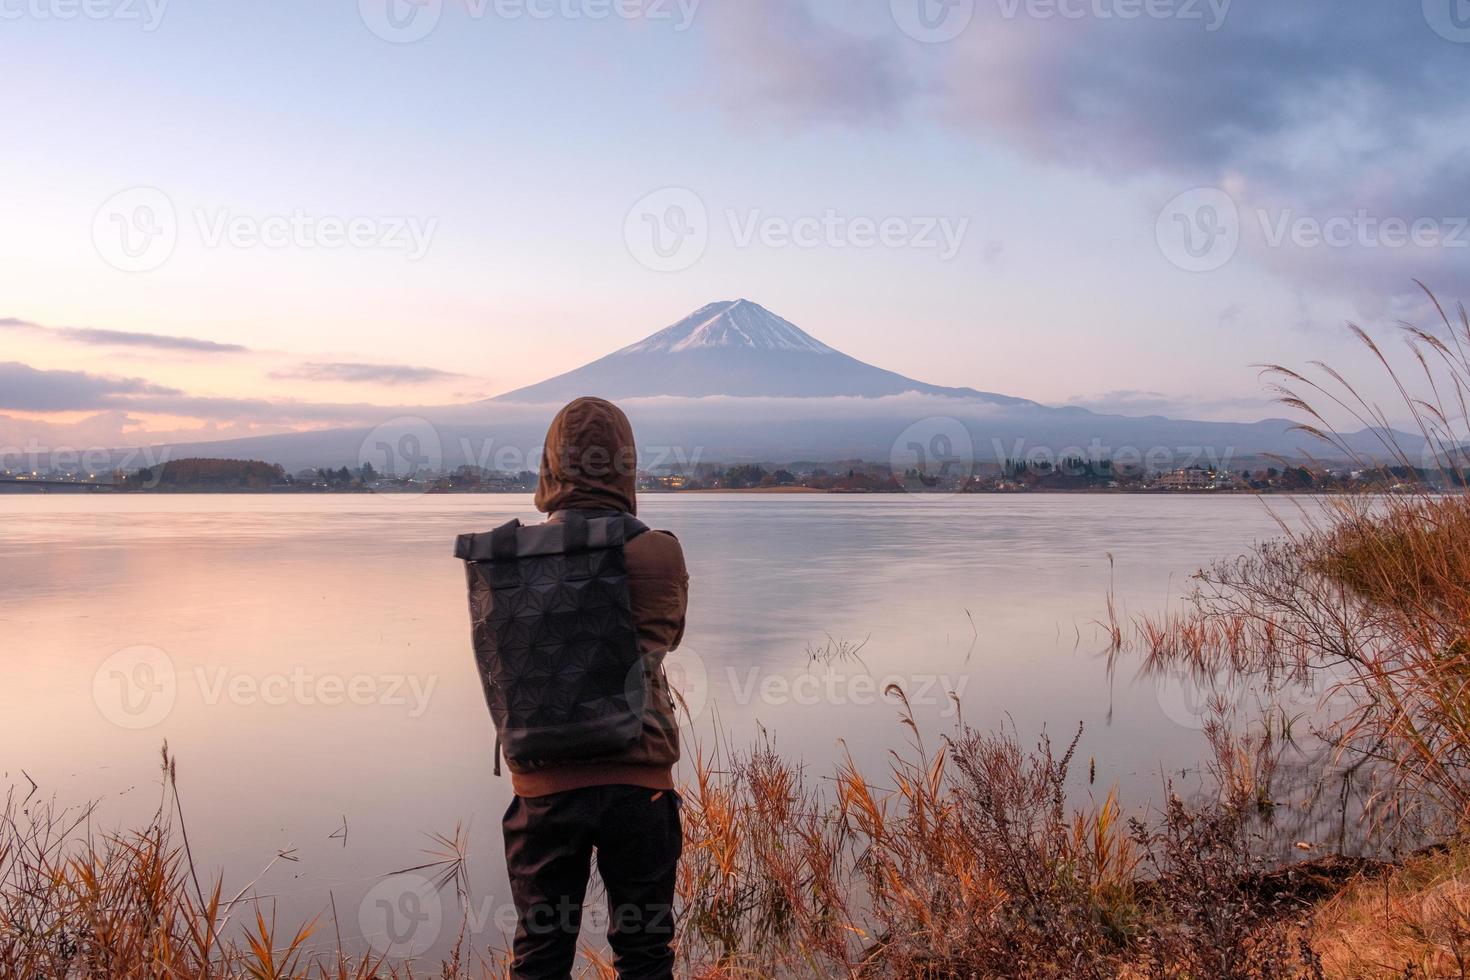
top-left (534, 396), bottom-right (638, 515)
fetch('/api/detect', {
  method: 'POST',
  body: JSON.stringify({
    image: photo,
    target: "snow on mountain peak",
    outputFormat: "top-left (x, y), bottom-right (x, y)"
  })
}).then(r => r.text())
top-left (617, 299), bottom-right (837, 356)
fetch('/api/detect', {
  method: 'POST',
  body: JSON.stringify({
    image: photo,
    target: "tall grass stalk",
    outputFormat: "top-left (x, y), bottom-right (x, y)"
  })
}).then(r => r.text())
top-left (1113, 285), bottom-right (1470, 831)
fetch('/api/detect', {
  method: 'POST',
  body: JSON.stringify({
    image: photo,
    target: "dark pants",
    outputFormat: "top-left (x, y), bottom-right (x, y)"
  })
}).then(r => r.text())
top-left (502, 784), bottom-right (681, 980)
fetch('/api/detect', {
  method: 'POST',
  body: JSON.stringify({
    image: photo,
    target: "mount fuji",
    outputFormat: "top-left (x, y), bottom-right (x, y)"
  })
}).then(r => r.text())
top-left (93, 298), bottom-right (1420, 471)
top-left (494, 299), bottom-right (1033, 404)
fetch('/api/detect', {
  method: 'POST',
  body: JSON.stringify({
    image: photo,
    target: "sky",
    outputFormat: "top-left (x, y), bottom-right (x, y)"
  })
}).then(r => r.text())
top-left (2, 0), bottom-right (1469, 450)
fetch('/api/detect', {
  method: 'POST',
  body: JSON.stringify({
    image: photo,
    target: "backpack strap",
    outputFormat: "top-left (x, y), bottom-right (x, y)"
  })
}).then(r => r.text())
top-left (488, 518), bottom-right (521, 563)
top-left (621, 514), bottom-right (650, 544)
top-left (556, 510), bottom-right (645, 552)
top-left (562, 510), bottom-right (590, 553)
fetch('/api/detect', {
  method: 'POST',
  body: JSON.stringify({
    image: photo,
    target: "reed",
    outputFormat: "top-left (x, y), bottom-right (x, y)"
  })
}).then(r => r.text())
top-left (5, 717), bottom-right (1317, 977)
top-left (0, 745), bottom-right (493, 978)
top-left (1112, 287), bottom-right (1470, 832)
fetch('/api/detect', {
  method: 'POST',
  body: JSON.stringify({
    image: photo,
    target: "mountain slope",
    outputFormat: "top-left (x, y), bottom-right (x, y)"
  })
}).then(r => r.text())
top-left (90, 299), bottom-right (1427, 471)
top-left (493, 299), bottom-right (1033, 404)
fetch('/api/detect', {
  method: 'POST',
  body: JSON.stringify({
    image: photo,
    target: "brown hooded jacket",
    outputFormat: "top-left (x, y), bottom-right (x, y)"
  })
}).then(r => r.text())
top-left (508, 396), bottom-right (688, 797)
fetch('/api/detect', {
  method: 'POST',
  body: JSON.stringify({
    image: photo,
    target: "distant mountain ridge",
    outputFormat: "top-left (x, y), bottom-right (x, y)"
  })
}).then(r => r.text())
top-left (87, 298), bottom-right (1427, 471)
top-left (493, 299), bottom-right (1034, 404)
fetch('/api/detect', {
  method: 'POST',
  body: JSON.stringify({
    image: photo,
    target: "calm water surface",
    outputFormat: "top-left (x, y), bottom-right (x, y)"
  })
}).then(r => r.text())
top-left (0, 493), bottom-right (1311, 954)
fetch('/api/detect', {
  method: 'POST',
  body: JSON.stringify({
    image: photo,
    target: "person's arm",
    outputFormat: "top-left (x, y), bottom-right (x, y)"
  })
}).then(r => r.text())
top-left (626, 528), bottom-right (688, 655)
top-left (667, 535), bottom-right (688, 652)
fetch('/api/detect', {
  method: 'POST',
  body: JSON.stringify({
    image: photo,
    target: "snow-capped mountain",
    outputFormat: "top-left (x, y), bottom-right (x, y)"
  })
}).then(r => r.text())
top-left (615, 300), bottom-right (837, 355)
top-left (494, 299), bottom-right (1033, 403)
top-left (100, 298), bottom-right (1416, 471)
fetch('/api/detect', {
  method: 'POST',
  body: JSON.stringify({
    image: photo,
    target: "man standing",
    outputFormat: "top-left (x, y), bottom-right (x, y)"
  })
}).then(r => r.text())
top-left (463, 396), bottom-right (688, 979)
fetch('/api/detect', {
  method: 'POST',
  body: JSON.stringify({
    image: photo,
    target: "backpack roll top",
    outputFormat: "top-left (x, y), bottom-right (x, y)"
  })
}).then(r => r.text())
top-left (456, 512), bottom-right (651, 769)
top-left (454, 512), bottom-right (642, 562)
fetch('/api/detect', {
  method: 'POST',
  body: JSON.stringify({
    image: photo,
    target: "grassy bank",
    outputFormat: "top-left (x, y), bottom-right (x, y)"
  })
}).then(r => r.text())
top-left (1, 717), bottom-right (1461, 978)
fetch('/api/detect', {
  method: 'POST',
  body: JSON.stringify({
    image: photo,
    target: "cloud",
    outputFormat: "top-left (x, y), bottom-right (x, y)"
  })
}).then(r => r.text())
top-left (0, 317), bottom-right (248, 353)
top-left (703, 0), bottom-right (914, 124)
top-left (1063, 388), bottom-right (1279, 421)
top-left (269, 361), bottom-right (466, 385)
top-left (701, 1), bottom-right (1470, 303)
top-left (97, 393), bottom-right (434, 425)
top-left (948, 6), bottom-right (1470, 302)
top-left (0, 362), bottom-right (182, 412)
top-left (882, 4), bottom-right (1462, 197)
top-left (0, 411), bottom-right (312, 463)
top-left (0, 360), bottom-right (457, 426)
top-left (937, 7), bottom-right (1436, 173)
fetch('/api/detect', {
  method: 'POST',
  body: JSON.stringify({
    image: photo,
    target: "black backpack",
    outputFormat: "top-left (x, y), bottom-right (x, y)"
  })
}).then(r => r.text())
top-left (454, 510), bottom-right (649, 774)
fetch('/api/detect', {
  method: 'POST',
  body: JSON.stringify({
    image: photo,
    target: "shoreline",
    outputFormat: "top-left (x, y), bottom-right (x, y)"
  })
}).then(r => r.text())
top-left (0, 485), bottom-right (1420, 497)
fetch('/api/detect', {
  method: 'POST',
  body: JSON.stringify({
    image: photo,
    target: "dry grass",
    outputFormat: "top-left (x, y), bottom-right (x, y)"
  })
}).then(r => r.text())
top-left (1110, 288), bottom-right (1470, 836)
top-left (3, 720), bottom-right (1322, 978)
top-left (1313, 843), bottom-right (1470, 978)
top-left (0, 745), bottom-right (493, 979)
top-left (1094, 284), bottom-right (1470, 973)
top-left (671, 703), bottom-right (1325, 978)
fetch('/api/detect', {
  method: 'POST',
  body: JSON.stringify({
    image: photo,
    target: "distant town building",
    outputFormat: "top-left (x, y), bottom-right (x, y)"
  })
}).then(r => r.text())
top-left (1156, 467), bottom-right (1216, 490)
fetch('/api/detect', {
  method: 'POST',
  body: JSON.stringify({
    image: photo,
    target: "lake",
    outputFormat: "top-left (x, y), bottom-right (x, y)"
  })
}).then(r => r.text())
top-left (0, 492), bottom-right (1312, 957)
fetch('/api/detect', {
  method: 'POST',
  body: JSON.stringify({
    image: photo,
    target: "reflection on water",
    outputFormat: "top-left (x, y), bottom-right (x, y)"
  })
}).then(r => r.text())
top-left (1, 492), bottom-right (1320, 954)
